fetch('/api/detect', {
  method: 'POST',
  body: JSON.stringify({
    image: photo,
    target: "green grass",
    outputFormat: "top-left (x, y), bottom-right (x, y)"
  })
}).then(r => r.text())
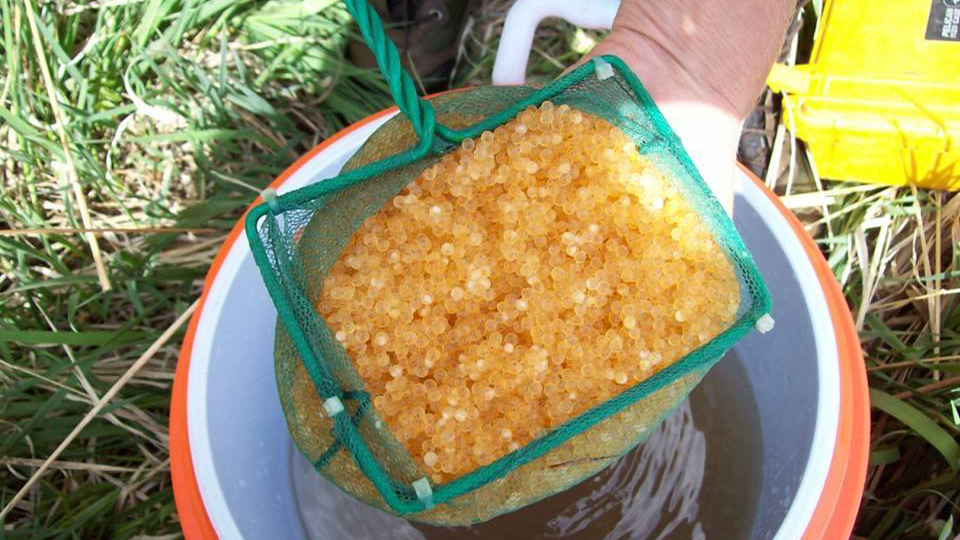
top-left (783, 183), bottom-right (960, 539)
top-left (1, 0), bottom-right (958, 538)
top-left (1, 0), bottom-right (393, 536)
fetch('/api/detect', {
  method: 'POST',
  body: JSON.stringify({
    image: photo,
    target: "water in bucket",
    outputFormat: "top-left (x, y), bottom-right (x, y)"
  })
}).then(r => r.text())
top-left (293, 351), bottom-right (763, 540)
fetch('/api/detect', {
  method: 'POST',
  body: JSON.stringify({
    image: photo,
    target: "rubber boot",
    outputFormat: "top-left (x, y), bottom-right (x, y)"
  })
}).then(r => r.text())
top-left (349, 0), bottom-right (471, 92)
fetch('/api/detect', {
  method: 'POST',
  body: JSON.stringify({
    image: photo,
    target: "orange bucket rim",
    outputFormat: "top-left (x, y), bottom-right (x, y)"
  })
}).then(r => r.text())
top-left (169, 105), bottom-right (869, 540)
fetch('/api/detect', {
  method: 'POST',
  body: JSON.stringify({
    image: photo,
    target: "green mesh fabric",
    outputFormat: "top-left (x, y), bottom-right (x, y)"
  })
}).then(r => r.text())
top-left (245, 57), bottom-right (772, 524)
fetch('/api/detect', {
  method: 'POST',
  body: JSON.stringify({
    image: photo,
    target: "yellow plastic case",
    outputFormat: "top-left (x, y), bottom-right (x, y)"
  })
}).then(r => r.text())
top-left (768, 0), bottom-right (960, 189)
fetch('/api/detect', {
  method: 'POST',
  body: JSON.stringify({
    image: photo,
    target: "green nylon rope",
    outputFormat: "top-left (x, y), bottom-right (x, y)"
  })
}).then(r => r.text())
top-left (339, 0), bottom-right (474, 145)
top-left (312, 391), bottom-right (372, 471)
top-left (341, 0), bottom-right (436, 142)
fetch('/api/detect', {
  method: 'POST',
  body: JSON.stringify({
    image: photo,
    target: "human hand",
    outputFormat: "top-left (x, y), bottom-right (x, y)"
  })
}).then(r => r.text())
top-left (582, 0), bottom-right (795, 212)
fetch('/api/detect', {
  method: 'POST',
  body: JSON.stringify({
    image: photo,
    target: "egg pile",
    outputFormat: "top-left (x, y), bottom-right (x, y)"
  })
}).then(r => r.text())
top-left (317, 102), bottom-right (739, 483)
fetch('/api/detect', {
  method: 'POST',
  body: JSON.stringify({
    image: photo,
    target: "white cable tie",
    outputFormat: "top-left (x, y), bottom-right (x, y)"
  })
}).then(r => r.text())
top-left (593, 57), bottom-right (614, 80)
top-left (323, 396), bottom-right (345, 417)
top-left (412, 477), bottom-right (434, 510)
top-left (755, 313), bottom-right (775, 334)
top-left (261, 187), bottom-right (280, 212)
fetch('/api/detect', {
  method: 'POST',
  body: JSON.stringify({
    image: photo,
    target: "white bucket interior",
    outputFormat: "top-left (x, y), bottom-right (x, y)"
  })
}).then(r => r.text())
top-left (184, 112), bottom-right (840, 540)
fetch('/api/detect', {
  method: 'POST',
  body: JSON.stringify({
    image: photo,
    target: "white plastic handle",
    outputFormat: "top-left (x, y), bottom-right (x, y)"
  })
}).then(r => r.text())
top-left (492, 0), bottom-right (621, 85)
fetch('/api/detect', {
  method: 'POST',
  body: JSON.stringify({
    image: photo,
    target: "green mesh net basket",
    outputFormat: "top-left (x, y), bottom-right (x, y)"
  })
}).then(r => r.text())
top-left (243, 0), bottom-right (772, 526)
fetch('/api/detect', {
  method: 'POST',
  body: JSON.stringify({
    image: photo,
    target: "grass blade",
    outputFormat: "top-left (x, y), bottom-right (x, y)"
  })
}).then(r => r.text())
top-left (871, 388), bottom-right (960, 472)
top-left (0, 329), bottom-right (149, 346)
top-left (870, 446), bottom-right (901, 466)
top-left (937, 515), bottom-right (953, 540)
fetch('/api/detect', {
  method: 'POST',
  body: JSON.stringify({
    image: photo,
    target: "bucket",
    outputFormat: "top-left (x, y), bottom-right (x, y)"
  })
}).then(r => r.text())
top-left (170, 3), bottom-right (869, 537)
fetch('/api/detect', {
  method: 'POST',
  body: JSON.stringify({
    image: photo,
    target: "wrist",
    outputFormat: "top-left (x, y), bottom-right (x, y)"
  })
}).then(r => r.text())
top-left (592, 0), bottom-right (795, 120)
top-left (590, 30), bottom-right (744, 121)
top-left (585, 34), bottom-right (742, 212)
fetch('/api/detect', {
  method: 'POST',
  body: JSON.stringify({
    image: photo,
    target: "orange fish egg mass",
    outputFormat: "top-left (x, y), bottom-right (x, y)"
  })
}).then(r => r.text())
top-left (317, 102), bottom-right (739, 483)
